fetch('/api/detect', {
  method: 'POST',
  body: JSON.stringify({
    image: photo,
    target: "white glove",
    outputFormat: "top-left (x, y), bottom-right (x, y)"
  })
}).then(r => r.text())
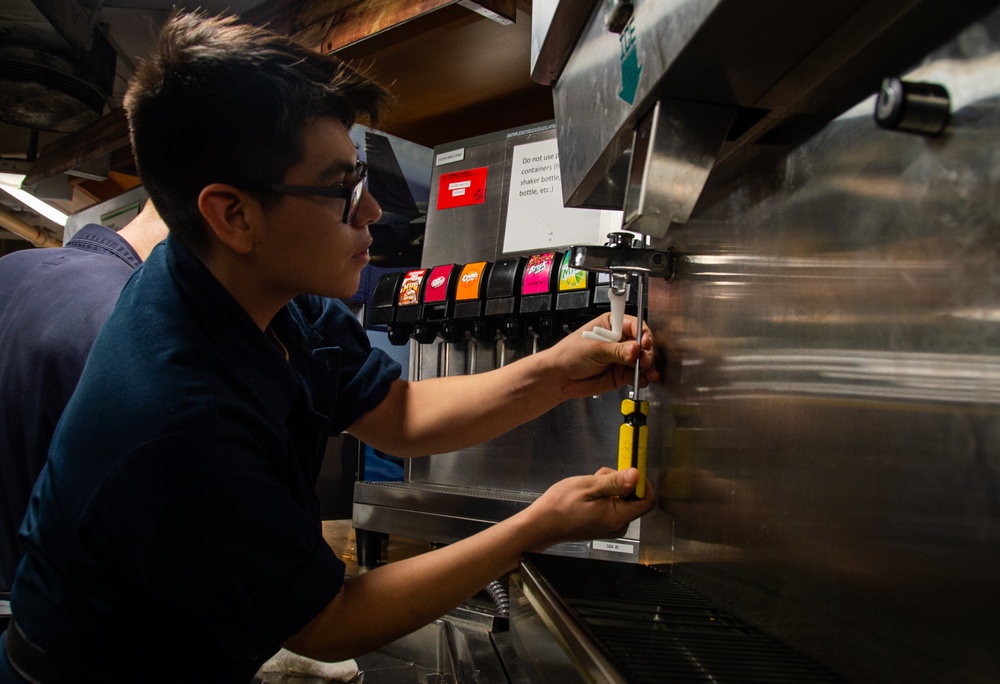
top-left (257, 648), bottom-right (359, 682)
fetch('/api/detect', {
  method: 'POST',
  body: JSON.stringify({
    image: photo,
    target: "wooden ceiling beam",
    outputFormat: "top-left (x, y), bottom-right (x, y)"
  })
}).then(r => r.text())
top-left (244, 0), bottom-right (515, 54)
top-left (23, 109), bottom-right (130, 187)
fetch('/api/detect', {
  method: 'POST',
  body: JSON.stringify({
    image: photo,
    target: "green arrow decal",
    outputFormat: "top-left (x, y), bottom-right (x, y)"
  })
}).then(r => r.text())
top-left (619, 47), bottom-right (642, 105)
top-left (618, 17), bottom-right (641, 105)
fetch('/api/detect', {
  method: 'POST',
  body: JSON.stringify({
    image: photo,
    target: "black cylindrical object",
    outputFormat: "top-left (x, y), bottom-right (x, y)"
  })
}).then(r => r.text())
top-left (875, 77), bottom-right (950, 136)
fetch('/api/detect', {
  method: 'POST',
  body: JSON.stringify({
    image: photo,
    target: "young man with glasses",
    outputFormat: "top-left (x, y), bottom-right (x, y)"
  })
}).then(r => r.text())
top-left (2, 11), bottom-right (656, 683)
top-left (231, 158), bottom-right (370, 226)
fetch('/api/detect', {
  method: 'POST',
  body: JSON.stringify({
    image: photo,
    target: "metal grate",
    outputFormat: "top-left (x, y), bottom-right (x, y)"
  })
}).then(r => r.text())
top-left (527, 554), bottom-right (845, 683)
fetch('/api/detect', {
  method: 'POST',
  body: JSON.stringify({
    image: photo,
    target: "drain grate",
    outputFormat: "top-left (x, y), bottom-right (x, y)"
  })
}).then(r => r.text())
top-left (526, 554), bottom-right (844, 683)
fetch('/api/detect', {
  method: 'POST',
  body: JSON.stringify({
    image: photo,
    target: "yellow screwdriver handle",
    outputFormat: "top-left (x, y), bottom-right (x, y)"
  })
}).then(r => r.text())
top-left (618, 398), bottom-right (649, 499)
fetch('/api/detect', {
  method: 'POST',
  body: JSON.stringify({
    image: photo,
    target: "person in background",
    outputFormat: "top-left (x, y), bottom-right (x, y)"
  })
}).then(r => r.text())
top-left (0, 201), bottom-right (166, 630)
top-left (1, 11), bottom-right (657, 683)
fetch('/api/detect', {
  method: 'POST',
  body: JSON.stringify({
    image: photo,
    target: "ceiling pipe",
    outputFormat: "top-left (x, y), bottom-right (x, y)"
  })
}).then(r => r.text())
top-left (0, 205), bottom-right (62, 248)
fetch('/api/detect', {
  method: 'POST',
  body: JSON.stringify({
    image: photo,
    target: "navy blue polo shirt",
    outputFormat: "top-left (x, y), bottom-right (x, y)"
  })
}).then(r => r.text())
top-left (9, 235), bottom-right (400, 682)
top-left (0, 225), bottom-right (141, 599)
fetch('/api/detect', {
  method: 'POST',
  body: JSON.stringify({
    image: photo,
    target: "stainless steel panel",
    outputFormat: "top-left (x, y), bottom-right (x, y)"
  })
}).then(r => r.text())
top-left (353, 617), bottom-right (511, 684)
top-left (421, 122), bottom-right (558, 267)
top-left (553, 0), bottom-right (720, 208)
top-left (408, 346), bottom-right (626, 491)
top-left (511, 560), bottom-right (625, 684)
top-left (639, 10), bottom-right (1000, 681)
top-left (622, 99), bottom-right (736, 236)
top-left (553, 0), bottom-right (721, 209)
top-left (353, 481), bottom-right (633, 560)
top-left (552, 0), bottom-right (1000, 209)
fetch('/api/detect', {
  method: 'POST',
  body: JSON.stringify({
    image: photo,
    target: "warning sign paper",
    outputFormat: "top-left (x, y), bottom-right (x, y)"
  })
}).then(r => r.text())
top-left (436, 166), bottom-right (488, 210)
top-left (502, 138), bottom-right (619, 254)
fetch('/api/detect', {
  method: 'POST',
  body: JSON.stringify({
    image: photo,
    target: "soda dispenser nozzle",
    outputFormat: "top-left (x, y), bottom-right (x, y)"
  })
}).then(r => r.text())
top-left (451, 261), bottom-right (492, 375)
top-left (610, 271), bottom-right (628, 296)
top-left (519, 252), bottom-right (562, 350)
top-left (484, 257), bottom-right (526, 367)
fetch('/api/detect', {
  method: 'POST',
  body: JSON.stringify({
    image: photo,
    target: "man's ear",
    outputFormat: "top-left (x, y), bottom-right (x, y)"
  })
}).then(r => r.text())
top-left (198, 184), bottom-right (259, 255)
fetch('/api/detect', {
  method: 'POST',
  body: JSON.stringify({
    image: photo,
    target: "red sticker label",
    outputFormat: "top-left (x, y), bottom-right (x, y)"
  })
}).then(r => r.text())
top-left (437, 167), bottom-right (488, 210)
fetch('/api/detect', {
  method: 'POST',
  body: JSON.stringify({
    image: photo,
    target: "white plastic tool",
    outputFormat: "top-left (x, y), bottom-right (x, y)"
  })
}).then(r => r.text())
top-left (582, 287), bottom-right (626, 342)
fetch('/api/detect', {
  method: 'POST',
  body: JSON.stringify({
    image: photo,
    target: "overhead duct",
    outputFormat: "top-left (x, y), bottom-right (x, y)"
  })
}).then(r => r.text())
top-left (0, 0), bottom-right (116, 133)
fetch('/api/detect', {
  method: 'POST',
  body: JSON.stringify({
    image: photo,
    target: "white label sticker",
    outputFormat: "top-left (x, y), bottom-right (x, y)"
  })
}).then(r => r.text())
top-left (592, 540), bottom-right (635, 554)
top-left (436, 149), bottom-right (466, 166)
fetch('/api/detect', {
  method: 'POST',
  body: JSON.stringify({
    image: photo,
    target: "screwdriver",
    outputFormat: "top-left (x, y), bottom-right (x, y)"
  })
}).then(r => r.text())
top-left (619, 270), bottom-right (648, 500)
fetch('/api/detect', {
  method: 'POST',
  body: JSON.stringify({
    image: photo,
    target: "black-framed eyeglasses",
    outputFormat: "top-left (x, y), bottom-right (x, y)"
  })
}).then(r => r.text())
top-left (230, 160), bottom-right (368, 224)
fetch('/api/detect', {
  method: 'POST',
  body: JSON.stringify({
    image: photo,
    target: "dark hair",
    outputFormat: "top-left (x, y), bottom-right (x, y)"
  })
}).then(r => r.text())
top-left (124, 11), bottom-right (392, 255)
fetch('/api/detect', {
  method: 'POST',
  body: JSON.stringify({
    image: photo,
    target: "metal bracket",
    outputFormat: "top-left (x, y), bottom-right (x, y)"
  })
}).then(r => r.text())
top-left (567, 237), bottom-right (673, 280)
top-left (622, 99), bottom-right (737, 237)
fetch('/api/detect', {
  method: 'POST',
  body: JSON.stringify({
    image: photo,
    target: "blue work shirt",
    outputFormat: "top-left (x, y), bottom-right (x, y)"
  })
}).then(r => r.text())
top-left (0, 225), bottom-right (141, 599)
top-left (8, 235), bottom-right (400, 682)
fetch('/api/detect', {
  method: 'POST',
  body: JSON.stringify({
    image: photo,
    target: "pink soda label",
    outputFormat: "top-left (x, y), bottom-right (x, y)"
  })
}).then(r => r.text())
top-left (522, 253), bottom-right (555, 295)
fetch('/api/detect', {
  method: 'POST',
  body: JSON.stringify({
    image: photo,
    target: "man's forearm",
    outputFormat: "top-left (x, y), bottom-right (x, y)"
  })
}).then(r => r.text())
top-left (283, 468), bottom-right (652, 662)
top-left (284, 510), bottom-right (535, 661)
top-left (348, 314), bottom-right (653, 457)
top-left (349, 350), bottom-right (564, 456)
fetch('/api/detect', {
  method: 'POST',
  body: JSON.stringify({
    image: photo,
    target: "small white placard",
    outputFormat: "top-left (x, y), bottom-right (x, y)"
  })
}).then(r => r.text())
top-left (436, 149), bottom-right (466, 166)
top-left (592, 539), bottom-right (635, 554)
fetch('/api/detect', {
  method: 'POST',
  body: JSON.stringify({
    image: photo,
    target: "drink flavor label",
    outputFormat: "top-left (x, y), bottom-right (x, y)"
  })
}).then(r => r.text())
top-left (423, 265), bottom-right (454, 303)
top-left (456, 262), bottom-right (487, 301)
top-left (558, 252), bottom-right (588, 292)
top-left (522, 252), bottom-right (556, 295)
top-left (398, 269), bottom-right (426, 306)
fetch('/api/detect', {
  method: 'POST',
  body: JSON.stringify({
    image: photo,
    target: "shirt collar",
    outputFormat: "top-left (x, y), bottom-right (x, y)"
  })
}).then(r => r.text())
top-left (67, 224), bottom-right (142, 269)
top-left (162, 234), bottom-right (304, 411)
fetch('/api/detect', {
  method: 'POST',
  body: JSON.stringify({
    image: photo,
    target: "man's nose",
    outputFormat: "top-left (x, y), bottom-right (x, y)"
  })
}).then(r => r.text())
top-left (352, 187), bottom-right (381, 227)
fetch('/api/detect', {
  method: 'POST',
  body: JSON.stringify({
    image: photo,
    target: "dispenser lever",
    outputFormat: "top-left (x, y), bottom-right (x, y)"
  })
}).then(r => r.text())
top-left (567, 242), bottom-right (672, 278)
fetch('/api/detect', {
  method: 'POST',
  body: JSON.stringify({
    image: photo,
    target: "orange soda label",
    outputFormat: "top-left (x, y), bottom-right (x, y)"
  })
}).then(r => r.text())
top-left (456, 262), bottom-right (487, 301)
